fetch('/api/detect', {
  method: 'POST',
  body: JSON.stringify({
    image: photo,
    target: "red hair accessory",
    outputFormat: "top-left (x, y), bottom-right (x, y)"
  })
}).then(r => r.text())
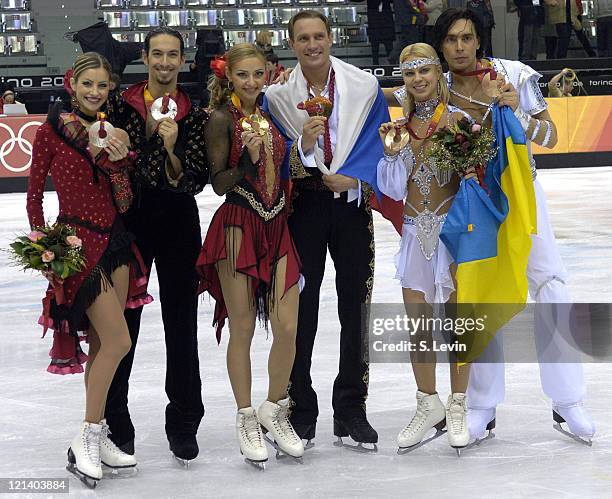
top-left (210, 55), bottom-right (227, 80)
top-left (63, 68), bottom-right (75, 96)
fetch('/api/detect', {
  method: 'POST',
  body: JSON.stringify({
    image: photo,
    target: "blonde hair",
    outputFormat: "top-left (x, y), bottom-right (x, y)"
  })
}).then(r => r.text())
top-left (255, 30), bottom-right (273, 49)
top-left (72, 52), bottom-right (112, 83)
top-left (207, 43), bottom-right (266, 109)
top-left (398, 43), bottom-right (449, 116)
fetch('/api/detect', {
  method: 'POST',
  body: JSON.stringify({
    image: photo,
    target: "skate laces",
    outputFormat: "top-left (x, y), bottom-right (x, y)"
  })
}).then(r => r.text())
top-left (275, 404), bottom-right (300, 444)
top-left (242, 412), bottom-right (264, 447)
top-left (448, 398), bottom-right (467, 433)
top-left (402, 405), bottom-right (428, 435)
top-left (100, 422), bottom-right (123, 453)
top-left (83, 424), bottom-right (101, 465)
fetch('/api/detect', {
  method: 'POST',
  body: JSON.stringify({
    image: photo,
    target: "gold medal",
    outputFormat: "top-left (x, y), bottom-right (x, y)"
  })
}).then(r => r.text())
top-left (240, 114), bottom-right (269, 136)
top-left (384, 117), bottom-right (410, 150)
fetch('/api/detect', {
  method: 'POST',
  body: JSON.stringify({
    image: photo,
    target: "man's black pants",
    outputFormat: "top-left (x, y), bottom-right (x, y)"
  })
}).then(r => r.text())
top-left (105, 189), bottom-right (204, 446)
top-left (288, 189), bottom-right (374, 427)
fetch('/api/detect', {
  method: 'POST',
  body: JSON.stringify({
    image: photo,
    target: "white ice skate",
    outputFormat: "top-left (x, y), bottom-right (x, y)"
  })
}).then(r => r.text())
top-left (553, 401), bottom-right (595, 446)
top-left (66, 421), bottom-right (103, 489)
top-left (463, 407), bottom-right (496, 451)
top-left (237, 407), bottom-right (268, 470)
top-left (99, 419), bottom-right (137, 475)
top-left (257, 398), bottom-right (305, 462)
top-left (446, 393), bottom-right (469, 456)
top-left (397, 391), bottom-right (446, 455)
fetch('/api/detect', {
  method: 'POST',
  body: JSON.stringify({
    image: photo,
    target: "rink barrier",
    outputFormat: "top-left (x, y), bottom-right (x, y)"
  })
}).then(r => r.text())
top-left (1, 96), bottom-right (612, 193)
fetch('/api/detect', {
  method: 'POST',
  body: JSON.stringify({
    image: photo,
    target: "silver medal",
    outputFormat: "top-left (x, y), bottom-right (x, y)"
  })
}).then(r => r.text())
top-left (151, 95), bottom-right (178, 121)
top-left (88, 120), bottom-right (115, 148)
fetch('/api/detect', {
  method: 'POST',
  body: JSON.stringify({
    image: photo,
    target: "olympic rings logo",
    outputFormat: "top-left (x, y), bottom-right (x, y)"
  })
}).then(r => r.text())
top-left (0, 121), bottom-right (43, 173)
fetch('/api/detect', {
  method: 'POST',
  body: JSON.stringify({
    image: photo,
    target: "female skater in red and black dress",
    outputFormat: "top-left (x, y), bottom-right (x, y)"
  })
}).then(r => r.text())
top-left (196, 43), bottom-right (304, 465)
top-left (26, 52), bottom-right (149, 487)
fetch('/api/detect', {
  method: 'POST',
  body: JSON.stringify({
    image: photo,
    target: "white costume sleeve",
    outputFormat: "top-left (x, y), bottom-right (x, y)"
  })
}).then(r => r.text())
top-left (517, 63), bottom-right (548, 116)
top-left (493, 58), bottom-right (547, 117)
top-left (376, 146), bottom-right (415, 201)
top-left (297, 135), bottom-right (318, 168)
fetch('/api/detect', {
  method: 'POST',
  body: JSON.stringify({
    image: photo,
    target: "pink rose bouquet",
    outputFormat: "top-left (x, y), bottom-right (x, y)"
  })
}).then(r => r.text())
top-left (9, 223), bottom-right (86, 280)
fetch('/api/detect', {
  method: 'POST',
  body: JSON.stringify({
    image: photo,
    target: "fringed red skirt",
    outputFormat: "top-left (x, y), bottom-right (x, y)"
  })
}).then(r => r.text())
top-left (196, 202), bottom-right (301, 343)
top-left (39, 219), bottom-right (151, 375)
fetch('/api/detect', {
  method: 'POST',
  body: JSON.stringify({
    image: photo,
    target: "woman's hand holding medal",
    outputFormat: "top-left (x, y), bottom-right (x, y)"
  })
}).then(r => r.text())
top-left (88, 112), bottom-right (129, 161)
top-left (241, 115), bottom-right (268, 164)
top-left (379, 120), bottom-right (410, 156)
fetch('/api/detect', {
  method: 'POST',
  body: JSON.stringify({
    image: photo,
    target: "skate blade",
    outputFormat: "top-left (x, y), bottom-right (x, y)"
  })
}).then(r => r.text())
top-left (101, 463), bottom-right (138, 478)
top-left (334, 437), bottom-right (378, 453)
top-left (170, 452), bottom-right (193, 468)
top-left (461, 429), bottom-right (495, 452)
top-left (553, 423), bottom-right (593, 447)
top-left (397, 428), bottom-right (447, 455)
top-left (66, 463), bottom-right (99, 489)
top-left (303, 439), bottom-right (315, 451)
top-left (244, 458), bottom-right (267, 470)
top-left (262, 434), bottom-right (304, 463)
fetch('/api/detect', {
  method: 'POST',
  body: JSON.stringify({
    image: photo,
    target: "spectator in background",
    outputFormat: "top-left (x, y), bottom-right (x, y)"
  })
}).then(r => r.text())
top-left (367, 0), bottom-right (396, 65)
top-left (390, 0), bottom-right (428, 63)
top-left (465, 0), bottom-right (495, 56)
top-left (547, 67), bottom-right (579, 96)
top-left (2, 89), bottom-right (17, 104)
top-left (596, 0), bottom-right (612, 56)
top-left (543, 4), bottom-right (558, 58)
top-left (574, 0), bottom-right (597, 56)
top-left (1, 88), bottom-right (26, 113)
top-left (256, 30), bottom-right (274, 55)
top-left (515, 0), bottom-right (545, 60)
top-left (424, 0), bottom-right (448, 45)
top-left (544, 0), bottom-right (580, 58)
top-left (264, 51), bottom-right (285, 87)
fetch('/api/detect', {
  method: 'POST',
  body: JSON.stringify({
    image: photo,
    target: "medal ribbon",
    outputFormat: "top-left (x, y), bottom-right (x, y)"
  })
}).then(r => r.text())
top-left (405, 102), bottom-right (445, 141)
top-left (307, 69), bottom-right (335, 167)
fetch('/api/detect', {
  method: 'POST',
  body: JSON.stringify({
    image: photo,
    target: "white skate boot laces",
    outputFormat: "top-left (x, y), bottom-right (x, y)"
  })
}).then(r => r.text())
top-left (84, 424), bottom-right (101, 466)
top-left (242, 413), bottom-right (263, 448)
top-left (402, 406), bottom-right (428, 436)
top-left (448, 400), bottom-right (466, 434)
top-left (276, 405), bottom-right (300, 445)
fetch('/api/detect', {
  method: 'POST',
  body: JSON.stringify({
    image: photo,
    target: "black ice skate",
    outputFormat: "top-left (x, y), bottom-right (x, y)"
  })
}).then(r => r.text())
top-left (168, 434), bottom-right (199, 467)
top-left (333, 414), bottom-right (378, 453)
top-left (291, 421), bottom-right (316, 451)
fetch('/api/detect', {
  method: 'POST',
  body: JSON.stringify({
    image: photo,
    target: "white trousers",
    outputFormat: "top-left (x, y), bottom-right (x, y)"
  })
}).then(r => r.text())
top-left (468, 179), bottom-right (586, 408)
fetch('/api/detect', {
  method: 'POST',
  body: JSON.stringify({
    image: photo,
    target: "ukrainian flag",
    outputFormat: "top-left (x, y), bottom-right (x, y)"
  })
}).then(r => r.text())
top-left (440, 105), bottom-right (537, 363)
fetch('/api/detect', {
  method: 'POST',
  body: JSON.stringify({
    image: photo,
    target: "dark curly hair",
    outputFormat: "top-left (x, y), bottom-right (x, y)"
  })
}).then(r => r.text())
top-left (432, 8), bottom-right (484, 63)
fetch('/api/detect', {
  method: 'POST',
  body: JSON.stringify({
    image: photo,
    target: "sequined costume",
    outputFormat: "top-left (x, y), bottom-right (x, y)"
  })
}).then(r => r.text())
top-left (104, 82), bottom-right (209, 447)
top-left (196, 103), bottom-right (301, 343)
top-left (377, 102), bottom-right (471, 304)
top-left (26, 103), bottom-right (150, 375)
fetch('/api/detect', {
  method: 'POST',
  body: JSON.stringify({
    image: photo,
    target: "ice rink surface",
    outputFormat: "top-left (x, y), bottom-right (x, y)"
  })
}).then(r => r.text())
top-left (1, 167), bottom-right (611, 498)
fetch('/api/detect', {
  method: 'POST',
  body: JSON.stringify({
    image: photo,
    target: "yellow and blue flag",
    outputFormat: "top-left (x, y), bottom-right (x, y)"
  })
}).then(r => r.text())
top-left (440, 105), bottom-right (537, 362)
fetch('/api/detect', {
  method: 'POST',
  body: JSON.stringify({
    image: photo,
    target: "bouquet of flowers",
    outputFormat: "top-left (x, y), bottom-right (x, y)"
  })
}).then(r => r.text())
top-left (426, 117), bottom-right (496, 184)
top-left (9, 223), bottom-right (86, 281)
